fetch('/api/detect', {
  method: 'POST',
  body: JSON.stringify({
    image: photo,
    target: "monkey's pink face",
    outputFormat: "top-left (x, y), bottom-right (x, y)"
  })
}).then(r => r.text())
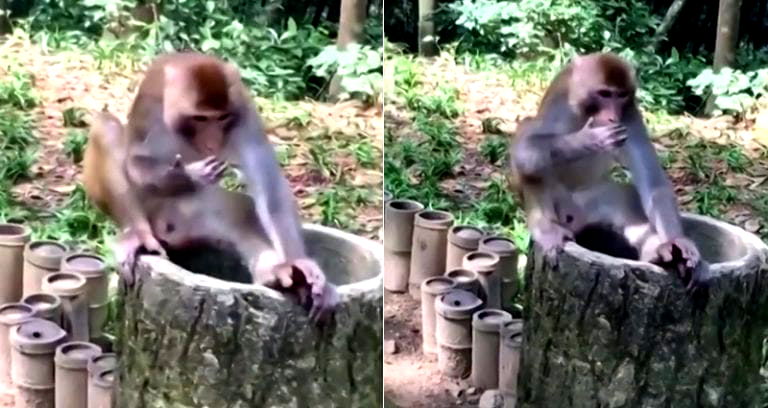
top-left (175, 111), bottom-right (237, 156)
top-left (585, 87), bottom-right (632, 126)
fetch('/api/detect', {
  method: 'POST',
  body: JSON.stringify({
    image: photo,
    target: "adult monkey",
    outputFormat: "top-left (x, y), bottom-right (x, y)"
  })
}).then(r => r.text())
top-left (509, 52), bottom-right (708, 289)
top-left (83, 52), bottom-right (338, 321)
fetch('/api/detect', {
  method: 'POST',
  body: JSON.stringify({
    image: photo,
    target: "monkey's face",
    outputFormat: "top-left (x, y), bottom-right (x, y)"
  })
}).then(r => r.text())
top-left (583, 87), bottom-right (632, 126)
top-left (162, 61), bottom-right (239, 157)
top-left (174, 110), bottom-right (236, 156)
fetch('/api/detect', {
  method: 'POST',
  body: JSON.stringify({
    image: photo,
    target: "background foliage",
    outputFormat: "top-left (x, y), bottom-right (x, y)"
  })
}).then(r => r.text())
top-left (4, 0), bottom-right (384, 101)
top-left (387, 0), bottom-right (768, 115)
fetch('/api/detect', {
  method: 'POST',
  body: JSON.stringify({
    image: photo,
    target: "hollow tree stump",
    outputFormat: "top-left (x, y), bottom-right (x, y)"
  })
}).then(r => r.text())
top-left (114, 224), bottom-right (383, 407)
top-left (520, 214), bottom-right (768, 407)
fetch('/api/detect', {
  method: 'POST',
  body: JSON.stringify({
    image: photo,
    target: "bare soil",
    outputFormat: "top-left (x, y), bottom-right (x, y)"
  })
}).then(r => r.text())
top-left (0, 385), bottom-right (15, 407)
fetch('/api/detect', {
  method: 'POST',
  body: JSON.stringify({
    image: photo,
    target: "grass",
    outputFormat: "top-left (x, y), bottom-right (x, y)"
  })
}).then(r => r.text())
top-left (63, 129), bottom-right (88, 163)
top-left (385, 53), bottom-right (528, 251)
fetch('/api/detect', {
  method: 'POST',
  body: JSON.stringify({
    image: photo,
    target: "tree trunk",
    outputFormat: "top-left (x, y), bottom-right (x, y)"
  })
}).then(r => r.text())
top-left (312, 0), bottom-right (332, 26)
top-left (0, 0), bottom-right (10, 35)
top-left (114, 225), bottom-right (383, 407)
top-left (418, 0), bottom-right (437, 57)
top-left (652, 0), bottom-right (690, 49)
top-left (328, 0), bottom-right (368, 100)
top-left (519, 214), bottom-right (768, 407)
top-left (707, 0), bottom-right (744, 114)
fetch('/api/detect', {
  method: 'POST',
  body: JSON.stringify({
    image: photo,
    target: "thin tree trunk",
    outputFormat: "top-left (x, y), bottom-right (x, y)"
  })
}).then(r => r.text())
top-left (328, 0), bottom-right (367, 100)
top-left (312, 0), bottom-right (331, 26)
top-left (706, 0), bottom-right (743, 114)
top-left (418, 0), bottom-right (437, 56)
top-left (0, 0), bottom-right (11, 35)
top-left (652, 0), bottom-right (690, 49)
top-left (336, 0), bottom-right (366, 47)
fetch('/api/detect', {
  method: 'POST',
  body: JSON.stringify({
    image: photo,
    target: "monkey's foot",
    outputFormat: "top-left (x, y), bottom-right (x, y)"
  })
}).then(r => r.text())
top-left (114, 231), bottom-right (167, 286)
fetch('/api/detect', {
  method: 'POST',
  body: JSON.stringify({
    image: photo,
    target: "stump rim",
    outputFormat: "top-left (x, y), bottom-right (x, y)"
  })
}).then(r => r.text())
top-left (562, 212), bottom-right (768, 275)
top-left (135, 223), bottom-right (382, 303)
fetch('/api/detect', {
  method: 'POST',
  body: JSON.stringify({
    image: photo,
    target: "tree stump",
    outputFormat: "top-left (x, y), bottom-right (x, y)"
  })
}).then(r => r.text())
top-left (520, 214), bottom-right (768, 407)
top-left (114, 224), bottom-right (383, 407)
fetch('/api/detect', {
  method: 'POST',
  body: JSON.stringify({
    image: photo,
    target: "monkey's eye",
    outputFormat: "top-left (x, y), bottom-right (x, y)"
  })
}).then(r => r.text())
top-left (218, 113), bottom-right (232, 122)
top-left (597, 90), bottom-right (612, 98)
top-left (177, 121), bottom-right (196, 139)
top-left (616, 91), bottom-right (630, 98)
top-left (191, 115), bottom-right (208, 122)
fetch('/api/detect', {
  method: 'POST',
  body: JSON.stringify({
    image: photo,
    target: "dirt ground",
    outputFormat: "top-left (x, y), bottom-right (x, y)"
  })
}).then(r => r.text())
top-left (0, 386), bottom-right (15, 407)
top-left (384, 290), bottom-right (487, 408)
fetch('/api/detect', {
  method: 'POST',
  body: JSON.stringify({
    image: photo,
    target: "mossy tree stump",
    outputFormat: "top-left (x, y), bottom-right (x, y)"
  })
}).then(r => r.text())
top-left (519, 214), bottom-right (768, 407)
top-left (114, 225), bottom-right (383, 407)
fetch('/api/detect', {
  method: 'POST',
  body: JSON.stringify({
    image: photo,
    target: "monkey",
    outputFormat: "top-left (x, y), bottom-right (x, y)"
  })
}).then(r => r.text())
top-left (508, 52), bottom-right (708, 289)
top-left (82, 53), bottom-right (338, 322)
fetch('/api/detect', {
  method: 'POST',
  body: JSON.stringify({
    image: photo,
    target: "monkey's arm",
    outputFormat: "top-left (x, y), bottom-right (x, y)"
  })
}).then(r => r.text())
top-left (620, 110), bottom-right (684, 241)
top-left (84, 113), bottom-right (151, 229)
top-left (82, 113), bottom-right (166, 280)
top-left (230, 117), bottom-right (339, 322)
top-left (125, 152), bottom-right (197, 195)
top-left (125, 140), bottom-right (225, 197)
top-left (513, 120), bottom-right (622, 178)
top-left (228, 115), bottom-right (306, 263)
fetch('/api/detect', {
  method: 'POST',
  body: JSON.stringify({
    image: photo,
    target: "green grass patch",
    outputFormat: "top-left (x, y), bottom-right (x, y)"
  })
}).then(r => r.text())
top-left (62, 107), bottom-right (89, 128)
top-left (385, 54), bottom-right (528, 252)
top-left (0, 69), bottom-right (38, 110)
top-left (64, 129), bottom-right (88, 163)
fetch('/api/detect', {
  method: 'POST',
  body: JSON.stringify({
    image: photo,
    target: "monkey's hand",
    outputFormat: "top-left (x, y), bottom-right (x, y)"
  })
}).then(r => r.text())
top-left (532, 221), bottom-right (574, 257)
top-left (581, 118), bottom-right (627, 152)
top-left (114, 229), bottom-right (167, 286)
top-left (272, 259), bottom-right (339, 325)
top-left (178, 155), bottom-right (227, 186)
top-left (656, 237), bottom-right (705, 289)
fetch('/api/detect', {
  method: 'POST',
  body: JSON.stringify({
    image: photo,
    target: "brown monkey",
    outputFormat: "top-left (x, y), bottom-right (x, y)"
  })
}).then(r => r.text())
top-left (83, 53), bottom-right (337, 321)
top-left (509, 52), bottom-right (708, 289)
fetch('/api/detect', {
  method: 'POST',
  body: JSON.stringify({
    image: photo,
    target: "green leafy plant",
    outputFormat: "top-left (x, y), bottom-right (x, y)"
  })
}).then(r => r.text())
top-left (687, 67), bottom-right (768, 115)
top-left (0, 69), bottom-right (38, 110)
top-left (618, 48), bottom-right (707, 113)
top-left (0, 107), bottom-right (37, 183)
top-left (479, 135), bottom-right (507, 165)
top-left (62, 107), bottom-right (88, 127)
top-left (150, 10), bottom-right (331, 100)
top-left (443, 0), bottom-right (605, 57)
top-left (308, 43), bottom-right (383, 102)
top-left (27, 0), bottom-right (138, 39)
top-left (64, 129), bottom-right (89, 163)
